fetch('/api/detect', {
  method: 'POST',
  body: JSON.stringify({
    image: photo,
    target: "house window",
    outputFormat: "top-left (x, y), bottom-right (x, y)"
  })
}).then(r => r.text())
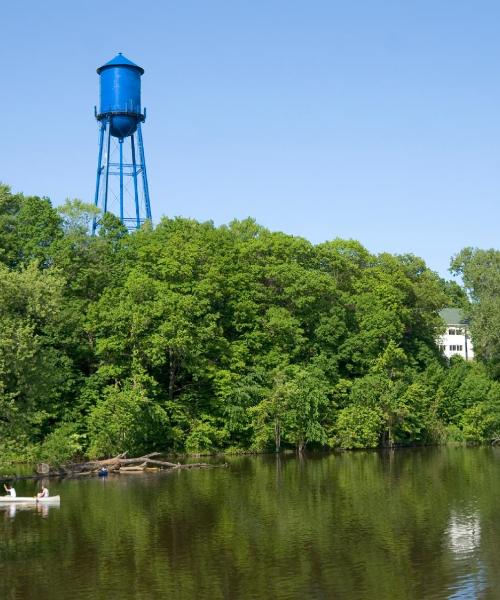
top-left (448, 328), bottom-right (456, 335)
top-left (449, 345), bottom-right (463, 352)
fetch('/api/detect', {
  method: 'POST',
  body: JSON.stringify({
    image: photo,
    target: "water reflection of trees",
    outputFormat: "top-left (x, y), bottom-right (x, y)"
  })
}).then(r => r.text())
top-left (1, 449), bottom-right (500, 599)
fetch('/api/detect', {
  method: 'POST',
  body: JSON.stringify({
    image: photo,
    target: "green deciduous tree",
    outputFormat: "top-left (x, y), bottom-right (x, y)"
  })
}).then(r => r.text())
top-left (250, 365), bottom-right (329, 452)
top-left (451, 247), bottom-right (500, 378)
top-left (0, 263), bottom-right (74, 444)
top-left (87, 376), bottom-right (169, 457)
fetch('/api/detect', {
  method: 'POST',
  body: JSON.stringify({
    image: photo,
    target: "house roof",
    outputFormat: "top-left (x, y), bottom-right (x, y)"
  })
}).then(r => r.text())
top-left (439, 308), bottom-right (470, 326)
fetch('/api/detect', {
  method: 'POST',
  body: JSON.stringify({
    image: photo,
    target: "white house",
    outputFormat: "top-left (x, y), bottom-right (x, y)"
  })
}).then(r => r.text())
top-left (437, 308), bottom-right (474, 361)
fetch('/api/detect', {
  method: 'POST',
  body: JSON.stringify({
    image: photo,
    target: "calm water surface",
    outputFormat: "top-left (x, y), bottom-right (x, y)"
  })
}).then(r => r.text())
top-left (1, 447), bottom-right (500, 599)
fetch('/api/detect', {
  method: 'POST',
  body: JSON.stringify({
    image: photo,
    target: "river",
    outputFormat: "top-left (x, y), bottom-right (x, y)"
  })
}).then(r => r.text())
top-left (0, 447), bottom-right (499, 599)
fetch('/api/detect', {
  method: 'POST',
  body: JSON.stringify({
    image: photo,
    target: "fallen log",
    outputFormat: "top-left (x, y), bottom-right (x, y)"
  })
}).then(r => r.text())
top-left (102, 456), bottom-right (225, 470)
top-left (119, 462), bottom-right (148, 472)
top-left (99, 452), bottom-right (129, 465)
top-left (115, 457), bottom-right (174, 467)
top-left (118, 457), bottom-right (179, 468)
top-left (61, 452), bottom-right (128, 473)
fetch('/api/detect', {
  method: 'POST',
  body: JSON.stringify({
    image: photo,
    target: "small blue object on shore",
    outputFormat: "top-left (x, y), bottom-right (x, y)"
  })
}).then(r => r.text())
top-left (98, 468), bottom-right (108, 477)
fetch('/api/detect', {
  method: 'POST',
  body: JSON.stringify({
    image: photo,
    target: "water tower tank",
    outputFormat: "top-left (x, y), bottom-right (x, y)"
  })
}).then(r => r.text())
top-left (96, 53), bottom-right (145, 139)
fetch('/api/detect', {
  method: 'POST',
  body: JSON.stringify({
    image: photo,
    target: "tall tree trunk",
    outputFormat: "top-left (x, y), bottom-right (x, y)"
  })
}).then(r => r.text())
top-left (168, 348), bottom-right (176, 400)
top-left (274, 418), bottom-right (281, 453)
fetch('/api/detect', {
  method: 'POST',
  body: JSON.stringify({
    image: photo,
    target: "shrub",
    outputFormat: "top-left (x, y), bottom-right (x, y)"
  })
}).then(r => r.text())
top-left (460, 402), bottom-right (500, 443)
top-left (87, 382), bottom-right (169, 458)
top-left (185, 417), bottom-right (228, 454)
top-left (37, 422), bottom-right (85, 465)
top-left (332, 405), bottom-right (383, 449)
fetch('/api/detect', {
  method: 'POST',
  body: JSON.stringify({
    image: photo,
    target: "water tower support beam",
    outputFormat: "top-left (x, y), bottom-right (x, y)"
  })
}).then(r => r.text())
top-left (131, 133), bottom-right (140, 229)
top-left (103, 117), bottom-right (112, 214)
top-left (137, 122), bottom-right (152, 221)
top-left (92, 121), bottom-right (106, 234)
top-left (119, 138), bottom-right (124, 223)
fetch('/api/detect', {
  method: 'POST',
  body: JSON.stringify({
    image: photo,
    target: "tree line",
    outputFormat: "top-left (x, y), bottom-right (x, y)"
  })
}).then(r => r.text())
top-left (0, 184), bottom-right (499, 462)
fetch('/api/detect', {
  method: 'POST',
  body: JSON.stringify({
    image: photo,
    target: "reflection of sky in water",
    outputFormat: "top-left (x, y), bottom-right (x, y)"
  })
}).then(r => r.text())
top-left (448, 568), bottom-right (487, 600)
top-left (446, 511), bottom-right (487, 599)
top-left (447, 512), bottom-right (481, 555)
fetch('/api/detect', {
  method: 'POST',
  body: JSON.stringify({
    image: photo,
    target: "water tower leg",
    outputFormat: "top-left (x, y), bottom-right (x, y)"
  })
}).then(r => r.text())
top-left (103, 117), bottom-right (112, 215)
top-left (119, 138), bottom-right (124, 223)
top-left (131, 134), bottom-right (141, 229)
top-left (92, 121), bottom-right (106, 234)
top-left (137, 122), bottom-right (152, 221)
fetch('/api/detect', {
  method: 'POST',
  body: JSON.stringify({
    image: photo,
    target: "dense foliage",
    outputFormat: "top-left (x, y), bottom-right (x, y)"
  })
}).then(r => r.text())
top-left (451, 248), bottom-right (500, 379)
top-left (0, 184), bottom-right (499, 461)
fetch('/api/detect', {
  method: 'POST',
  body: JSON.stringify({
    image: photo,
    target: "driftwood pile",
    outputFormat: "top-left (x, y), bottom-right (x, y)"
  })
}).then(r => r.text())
top-left (44, 452), bottom-right (225, 477)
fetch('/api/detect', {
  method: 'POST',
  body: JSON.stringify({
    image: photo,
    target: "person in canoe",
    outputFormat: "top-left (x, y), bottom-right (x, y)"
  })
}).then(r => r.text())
top-left (3, 483), bottom-right (16, 498)
top-left (36, 485), bottom-right (49, 499)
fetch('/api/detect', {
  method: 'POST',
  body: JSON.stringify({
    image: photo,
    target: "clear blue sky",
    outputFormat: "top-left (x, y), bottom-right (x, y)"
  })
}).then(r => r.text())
top-left (1, 1), bottom-right (499, 277)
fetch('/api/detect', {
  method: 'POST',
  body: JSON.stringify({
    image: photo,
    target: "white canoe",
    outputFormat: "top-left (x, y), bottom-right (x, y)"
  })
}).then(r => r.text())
top-left (0, 495), bottom-right (60, 504)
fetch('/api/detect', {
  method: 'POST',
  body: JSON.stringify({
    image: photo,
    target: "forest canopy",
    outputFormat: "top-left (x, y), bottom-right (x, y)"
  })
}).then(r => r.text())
top-left (0, 184), bottom-right (499, 462)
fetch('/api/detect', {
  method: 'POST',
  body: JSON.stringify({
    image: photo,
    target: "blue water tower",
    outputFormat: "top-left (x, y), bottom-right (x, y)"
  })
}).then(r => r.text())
top-left (93, 53), bottom-right (152, 231)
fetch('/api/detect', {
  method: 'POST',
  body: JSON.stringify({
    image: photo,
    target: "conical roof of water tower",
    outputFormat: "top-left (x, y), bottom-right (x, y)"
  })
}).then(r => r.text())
top-left (97, 53), bottom-right (144, 75)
